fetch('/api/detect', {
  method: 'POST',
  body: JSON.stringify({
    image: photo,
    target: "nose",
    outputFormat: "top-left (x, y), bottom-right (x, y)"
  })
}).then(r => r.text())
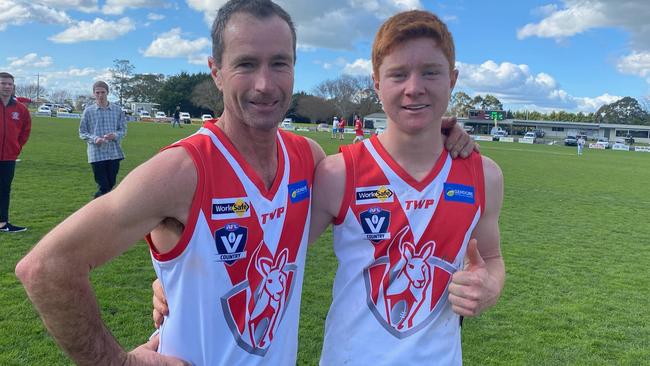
top-left (404, 74), bottom-right (425, 97)
top-left (254, 65), bottom-right (273, 93)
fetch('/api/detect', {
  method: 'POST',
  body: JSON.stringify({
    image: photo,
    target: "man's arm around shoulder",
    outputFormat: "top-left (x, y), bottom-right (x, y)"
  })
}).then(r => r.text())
top-left (309, 152), bottom-right (345, 244)
top-left (15, 147), bottom-right (195, 366)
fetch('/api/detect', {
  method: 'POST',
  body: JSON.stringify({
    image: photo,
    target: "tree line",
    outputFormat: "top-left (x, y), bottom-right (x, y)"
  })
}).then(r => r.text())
top-left (15, 58), bottom-right (650, 126)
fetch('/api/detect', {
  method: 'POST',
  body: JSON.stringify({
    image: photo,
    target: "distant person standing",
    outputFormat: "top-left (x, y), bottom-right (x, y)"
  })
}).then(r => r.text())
top-left (332, 116), bottom-right (339, 139)
top-left (352, 115), bottom-right (364, 143)
top-left (577, 136), bottom-right (585, 155)
top-left (172, 106), bottom-right (182, 128)
top-left (79, 81), bottom-right (127, 198)
top-left (0, 72), bottom-right (31, 233)
top-left (338, 117), bottom-right (346, 140)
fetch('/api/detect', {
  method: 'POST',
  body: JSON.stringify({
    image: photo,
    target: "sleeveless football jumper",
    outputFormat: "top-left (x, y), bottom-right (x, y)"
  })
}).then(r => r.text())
top-left (321, 136), bottom-right (485, 365)
top-left (148, 122), bottom-right (314, 365)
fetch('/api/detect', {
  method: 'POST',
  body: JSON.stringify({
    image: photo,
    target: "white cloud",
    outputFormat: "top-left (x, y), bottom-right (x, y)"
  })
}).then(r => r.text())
top-left (0, 1), bottom-right (72, 30)
top-left (102, 0), bottom-right (166, 15)
top-left (456, 60), bottom-right (621, 112)
top-left (186, 0), bottom-right (424, 49)
top-left (517, 1), bottom-right (650, 86)
top-left (49, 17), bottom-right (135, 43)
top-left (188, 53), bottom-right (210, 65)
top-left (617, 51), bottom-right (650, 83)
top-left (342, 58), bottom-right (372, 76)
top-left (143, 28), bottom-right (210, 64)
top-left (38, 0), bottom-right (98, 12)
top-left (7, 53), bottom-right (54, 68)
top-left (147, 12), bottom-right (165, 21)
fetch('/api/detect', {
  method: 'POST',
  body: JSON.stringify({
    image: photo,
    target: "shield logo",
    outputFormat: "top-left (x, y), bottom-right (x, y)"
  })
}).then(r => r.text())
top-left (221, 242), bottom-right (297, 356)
top-left (214, 223), bottom-right (248, 265)
top-left (363, 226), bottom-right (458, 338)
top-left (359, 207), bottom-right (391, 243)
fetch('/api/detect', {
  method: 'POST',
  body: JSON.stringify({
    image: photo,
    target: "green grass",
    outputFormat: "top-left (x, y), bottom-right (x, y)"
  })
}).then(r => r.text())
top-left (1, 118), bottom-right (649, 365)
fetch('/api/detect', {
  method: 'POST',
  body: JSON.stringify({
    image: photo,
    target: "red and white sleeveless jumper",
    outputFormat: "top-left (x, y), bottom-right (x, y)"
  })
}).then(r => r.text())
top-left (320, 136), bottom-right (485, 365)
top-left (148, 122), bottom-right (314, 365)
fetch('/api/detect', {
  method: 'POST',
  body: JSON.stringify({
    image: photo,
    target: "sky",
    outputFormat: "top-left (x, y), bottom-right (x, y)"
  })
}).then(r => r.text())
top-left (2, 0), bottom-right (650, 113)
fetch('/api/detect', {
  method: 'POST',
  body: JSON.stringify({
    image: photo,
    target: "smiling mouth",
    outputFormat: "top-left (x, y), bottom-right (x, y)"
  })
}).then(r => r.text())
top-left (251, 100), bottom-right (278, 108)
top-left (402, 104), bottom-right (429, 111)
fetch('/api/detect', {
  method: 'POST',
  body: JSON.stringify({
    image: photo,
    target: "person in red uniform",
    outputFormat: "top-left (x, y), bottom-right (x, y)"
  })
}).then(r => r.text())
top-left (338, 117), bottom-right (346, 140)
top-left (352, 115), bottom-right (364, 143)
top-left (0, 72), bottom-right (31, 233)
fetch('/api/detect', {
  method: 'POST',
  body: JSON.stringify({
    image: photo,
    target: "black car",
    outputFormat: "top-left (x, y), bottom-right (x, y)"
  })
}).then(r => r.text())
top-left (534, 129), bottom-right (545, 138)
top-left (564, 135), bottom-right (577, 146)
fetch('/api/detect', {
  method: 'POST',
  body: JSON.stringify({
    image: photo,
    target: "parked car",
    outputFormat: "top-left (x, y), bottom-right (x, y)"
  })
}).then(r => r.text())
top-left (564, 135), bottom-right (577, 146)
top-left (492, 130), bottom-right (508, 141)
top-left (317, 123), bottom-right (330, 132)
top-left (179, 112), bottom-right (191, 124)
top-left (139, 110), bottom-right (151, 118)
top-left (595, 137), bottom-right (610, 149)
top-left (37, 105), bottom-right (52, 115)
top-left (201, 114), bottom-right (214, 121)
top-left (280, 119), bottom-right (295, 130)
top-left (523, 132), bottom-right (536, 141)
top-left (155, 111), bottom-right (167, 119)
top-left (533, 129), bottom-right (545, 138)
top-left (624, 134), bottom-right (635, 144)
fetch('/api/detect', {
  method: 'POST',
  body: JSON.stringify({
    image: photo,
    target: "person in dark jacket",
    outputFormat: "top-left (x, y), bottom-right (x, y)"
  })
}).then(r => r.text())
top-left (0, 72), bottom-right (31, 233)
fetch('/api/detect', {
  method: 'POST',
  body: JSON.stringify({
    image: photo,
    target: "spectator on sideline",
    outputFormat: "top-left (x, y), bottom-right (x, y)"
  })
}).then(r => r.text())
top-left (172, 106), bottom-right (182, 128)
top-left (331, 116), bottom-right (338, 139)
top-left (0, 71), bottom-right (31, 233)
top-left (78, 81), bottom-right (127, 198)
top-left (338, 116), bottom-right (346, 140)
top-left (577, 136), bottom-right (585, 155)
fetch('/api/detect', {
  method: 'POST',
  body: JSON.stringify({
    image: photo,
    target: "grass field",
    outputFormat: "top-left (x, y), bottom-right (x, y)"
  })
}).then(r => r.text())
top-left (1, 117), bottom-right (649, 365)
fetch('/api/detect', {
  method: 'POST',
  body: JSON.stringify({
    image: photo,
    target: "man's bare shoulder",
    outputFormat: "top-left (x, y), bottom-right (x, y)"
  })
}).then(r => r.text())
top-left (304, 137), bottom-right (326, 168)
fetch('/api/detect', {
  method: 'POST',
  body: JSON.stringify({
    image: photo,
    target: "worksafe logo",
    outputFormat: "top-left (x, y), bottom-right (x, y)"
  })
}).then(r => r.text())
top-left (212, 197), bottom-right (251, 220)
top-left (360, 207), bottom-right (391, 243)
top-left (356, 185), bottom-right (394, 205)
top-left (443, 183), bottom-right (475, 204)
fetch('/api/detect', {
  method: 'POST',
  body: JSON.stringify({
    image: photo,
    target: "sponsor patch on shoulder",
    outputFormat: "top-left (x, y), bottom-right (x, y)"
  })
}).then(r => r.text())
top-left (211, 197), bottom-right (251, 220)
top-left (443, 183), bottom-right (475, 204)
top-left (355, 185), bottom-right (394, 204)
top-left (214, 223), bottom-right (248, 264)
top-left (288, 179), bottom-right (310, 203)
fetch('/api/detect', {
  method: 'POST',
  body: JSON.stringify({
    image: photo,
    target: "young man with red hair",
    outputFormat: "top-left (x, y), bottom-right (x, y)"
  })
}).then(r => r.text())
top-left (310, 10), bottom-right (505, 364)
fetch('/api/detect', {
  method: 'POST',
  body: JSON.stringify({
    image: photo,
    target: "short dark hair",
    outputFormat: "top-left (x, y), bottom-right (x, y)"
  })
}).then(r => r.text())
top-left (0, 72), bottom-right (15, 81)
top-left (211, 0), bottom-right (296, 66)
top-left (93, 80), bottom-right (109, 93)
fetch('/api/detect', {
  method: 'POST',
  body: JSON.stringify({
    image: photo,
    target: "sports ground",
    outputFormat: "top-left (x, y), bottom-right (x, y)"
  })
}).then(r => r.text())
top-left (1, 117), bottom-right (649, 365)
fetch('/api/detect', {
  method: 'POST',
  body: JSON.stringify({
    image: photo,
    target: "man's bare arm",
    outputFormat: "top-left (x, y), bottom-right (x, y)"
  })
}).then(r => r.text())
top-left (448, 156), bottom-right (505, 316)
top-left (309, 153), bottom-right (346, 244)
top-left (16, 148), bottom-right (195, 366)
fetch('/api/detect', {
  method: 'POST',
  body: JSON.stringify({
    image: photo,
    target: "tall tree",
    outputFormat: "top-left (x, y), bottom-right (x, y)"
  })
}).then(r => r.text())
top-left (450, 91), bottom-right (473, 117)
top-left (49, 90), bottom-right (72, 105)
top-left (314, 74), bottom-right (366, 122)
top-left (109, 59), bottom-right (135, 106)
top-left (596, 96), bottom-right (649, 125)
top-left (190, 79), bottom-right (223, 116)
top-left (15, 83), bottom-right (47, 101)
top-left (127, 73), bottom-right (165, 103)
top-left (158, 72), bottom-right (211, 116)
top-left (296, 94), bottom-right (336, 123)
top-left (482, 94), bottom-right (503, 110)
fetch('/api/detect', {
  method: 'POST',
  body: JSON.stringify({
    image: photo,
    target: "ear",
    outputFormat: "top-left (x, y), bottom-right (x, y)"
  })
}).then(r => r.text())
top-left (274, 248), bottom-right (288, 270)
top-left (257, 257), bottom-right (273, 276)
top-left (419, 241), bottom-right (434, 259)
top-left (372, 73), bottom-right (380, 96)
top-left (402, 242), bottom-right (415, 260)
top-left (208, 56), bottom-right (223, 91)
top-left (449, 68), bottom-right (459, 91)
